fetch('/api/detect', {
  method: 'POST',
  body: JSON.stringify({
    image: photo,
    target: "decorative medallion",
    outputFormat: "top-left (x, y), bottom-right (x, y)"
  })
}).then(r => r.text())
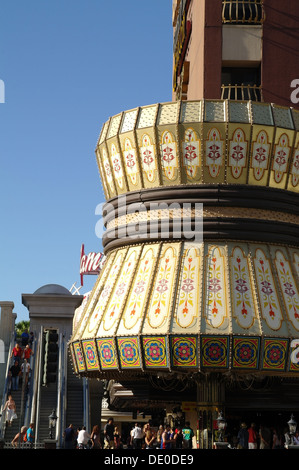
top-left (123, 138), bottom-right (138, 186)
top-left (96, 338), bottom-right (118, 369)
top-left (82, 340), bottom-right (99, 371)
top-left (73, 341), bottom-right (85, 372)
top-left (182, 128), bottom-right (200, 179)
top-left (171, 336), bottom-right (197, 368)
top-left (143, 336), bottom-right (168, 368)
top-left (251, 130), bottom-right (271, 181)
top-left (232, 337), bottom-right (260, 369)
top-left (262, 338), bottom-right (288, 371)
top-left (117, 337), bottom-right (141, 369)
top-left (229, 128), bottom-right (248, 179)
top-left (289, 339), bottom-right (299, 373)
top-left (201, 336), bottom-right (229, 369)
top-left (205, 128), bottom-right (224, 178)
top-left (160, 131), bottom-right (178, 181)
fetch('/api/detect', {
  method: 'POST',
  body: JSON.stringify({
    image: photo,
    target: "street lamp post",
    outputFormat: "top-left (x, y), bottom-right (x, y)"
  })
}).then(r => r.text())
top-left (214, 411), bottom-right (229, 449)
top-left (287, 414), bottom-right (297, 446)
top-left (49, 409), bottom-right (58, 439)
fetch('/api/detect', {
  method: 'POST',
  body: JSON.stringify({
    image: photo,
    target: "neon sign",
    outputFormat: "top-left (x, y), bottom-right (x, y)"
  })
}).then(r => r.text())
top-left (80, 244), bottom-right (106, 286)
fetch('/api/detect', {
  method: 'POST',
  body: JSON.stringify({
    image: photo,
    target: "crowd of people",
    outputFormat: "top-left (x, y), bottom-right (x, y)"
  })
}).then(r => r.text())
top-left (62, 418), bottom-right (195, 450)
top-left (8, 332), bottom-right (34, 392)
top-left (234, 422), bottom-right (299, 449)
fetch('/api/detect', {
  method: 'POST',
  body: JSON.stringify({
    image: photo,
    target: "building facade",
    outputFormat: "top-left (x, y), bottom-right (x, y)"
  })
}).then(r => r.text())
top-left (69, 0), bottom-right (299, 447)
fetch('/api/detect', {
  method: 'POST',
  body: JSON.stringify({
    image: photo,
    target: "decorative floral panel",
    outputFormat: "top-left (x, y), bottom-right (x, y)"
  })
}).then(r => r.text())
top-left (96, 338), bottom-right (118, 370)
top-left (117, 337), bottom-right (141, 369)
top-left (82, 340), bottom-right (100, 371)
top-left (160, 130), bottom-right (178, 182)
top-left (73, 341), bottom-right (86, 372)
top-left (118, 245), bottom-right (160, 335)
top-left (204, 127), bottom-right (224, 179)
top-left (228, 127), bottom-right (248, 180)
top-left (232, 337), bottom-right (260, 370)
top-left (98, 247), bottom-right (141, 336)
top-left (182, 128), bottom-right (201, 180)
top-left (262, 338), bottom-right (288, 371)
top-left (253, 248), bottom-right (283, 332)
top-left (274, 250), bottom-right (299, 332)
top-left (145, 244), bottom-right (179, 332)
top-left (204, 246), bottom-right (228, 329)
top-left (250, 129), bottom-right (272, 183)
top-left (140, 133), bottom-right (158, 184)
top-left (229, 246), bottom-right (257, 330)
top-left (84, 249), bottom-right (127, 337)
top-left (201, 336), bottom-right (229, 369)
top-left (142, 336), bottom-right (168, 368)
top-left (173, 245), bottom-right (201, 330)
top-left (171, 336), bottom-right (198, 368)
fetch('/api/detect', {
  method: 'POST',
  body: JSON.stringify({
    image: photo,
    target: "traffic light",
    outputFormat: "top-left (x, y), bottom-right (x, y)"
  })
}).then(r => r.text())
top-left (43, 329), bottom-right (59, 385)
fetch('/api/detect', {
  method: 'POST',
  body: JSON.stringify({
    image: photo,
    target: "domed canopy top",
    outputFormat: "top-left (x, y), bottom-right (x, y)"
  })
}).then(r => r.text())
top-left (33, 284), bottom-right (72, 296)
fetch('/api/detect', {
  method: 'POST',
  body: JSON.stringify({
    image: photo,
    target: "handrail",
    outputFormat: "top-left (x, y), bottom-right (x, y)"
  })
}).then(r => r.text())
top-left (0, 332), bottom-right (15, 439)
top-left (222, 0), bottom-right (265, 24)
top-left (221, 83), bottom-right (263, 101)
top-left (34, 326), bottom-right (44, 444)
top-left (25, 336), bottom-right (39, 428)
top-left (56, 333), bottom-right (67, 448)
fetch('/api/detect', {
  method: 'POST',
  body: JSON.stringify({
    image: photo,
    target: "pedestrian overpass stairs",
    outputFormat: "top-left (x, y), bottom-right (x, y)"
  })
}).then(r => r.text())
top-left (0, 331), bottom-right (89, 448)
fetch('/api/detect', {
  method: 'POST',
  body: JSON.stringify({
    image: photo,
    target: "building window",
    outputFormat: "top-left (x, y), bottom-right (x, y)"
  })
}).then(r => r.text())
top-left (221, 66), bottom-right (262, 101)
top-left (222, 0), bottom-right (265, 24)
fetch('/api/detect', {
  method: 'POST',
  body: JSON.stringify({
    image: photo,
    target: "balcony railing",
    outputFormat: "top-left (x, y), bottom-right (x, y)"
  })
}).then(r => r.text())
top-left (221, 84), bottom-right (263, 101)
top-left (222, 0), bottom-right (265, 24)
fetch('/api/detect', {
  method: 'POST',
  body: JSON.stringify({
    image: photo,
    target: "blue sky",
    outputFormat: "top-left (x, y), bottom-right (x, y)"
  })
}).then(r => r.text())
top-left (0, 1), bottom-right (173, 323)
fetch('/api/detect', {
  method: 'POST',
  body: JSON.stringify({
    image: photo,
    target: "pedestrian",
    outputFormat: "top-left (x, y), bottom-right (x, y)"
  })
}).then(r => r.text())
top-left (237, 423), bottom-right (249, 449)
top-left (9, 360), bottom-right (21, 391)
top-left (21, 329), bottom-right (29, 347)
top-left (293, 431), bottom-right (299, 445)
top-left (3, 394), bottom-right (17, 426)
top-left (131, 422), bottom-right (144, 449)
top-left (173, 427), bottom-right (184, 449)
top-left (272, 428), bottom-right (283, 449)
top-left (26, 423), bottom-right (34, 446)
top-left (91, 425), bottom-right (102, 449)
top-left (23, 344), bottom-right (34, 361)
top-left (63, 424), bottom-right (76, 449)
top-left (144, 423), bottom-right (155, 449)
top-left (77, 425), bottom-right (90, 449)
top-left (113, 426), bottom-right (121, 449)
top-left (259, 424), bottom-right (271, 449)
top-left (156, 425), bottom-right (164, 448)
top-left (248, 422), bottom-right (258, 449)
top-left (182, 421), bottom-right (194, 449)
top-left (160, 425), bottom-right (172, 449)
top-left (10, 343), bottom-right (23, 363)
top-left (11, 426), bottom-right (27, 447)
top-left (104, 418), bottom-right (115, 449)
top-left (21, 360), bottom-right (30, 388)
top-left (29, 332), bottom-right (34, 347)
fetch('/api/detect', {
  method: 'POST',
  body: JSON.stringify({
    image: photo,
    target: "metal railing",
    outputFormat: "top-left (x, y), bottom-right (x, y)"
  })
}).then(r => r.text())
top-left (221, 83), bottom-right (263, 101)
top-left (222, 0), bottom-right (265, 24)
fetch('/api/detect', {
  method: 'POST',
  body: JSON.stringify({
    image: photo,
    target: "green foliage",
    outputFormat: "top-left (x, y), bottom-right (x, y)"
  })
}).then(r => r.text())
top-left (15, 320), bottom-right (30, 338)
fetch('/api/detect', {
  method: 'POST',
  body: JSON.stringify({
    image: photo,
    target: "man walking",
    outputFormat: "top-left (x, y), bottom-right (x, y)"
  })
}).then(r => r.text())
top-left (131, 423), bottom-right (144, 449)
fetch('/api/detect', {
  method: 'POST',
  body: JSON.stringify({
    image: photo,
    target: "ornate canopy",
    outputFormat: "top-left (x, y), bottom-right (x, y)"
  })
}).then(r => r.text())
top-left (69, 100), bottom-right (299, 379)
